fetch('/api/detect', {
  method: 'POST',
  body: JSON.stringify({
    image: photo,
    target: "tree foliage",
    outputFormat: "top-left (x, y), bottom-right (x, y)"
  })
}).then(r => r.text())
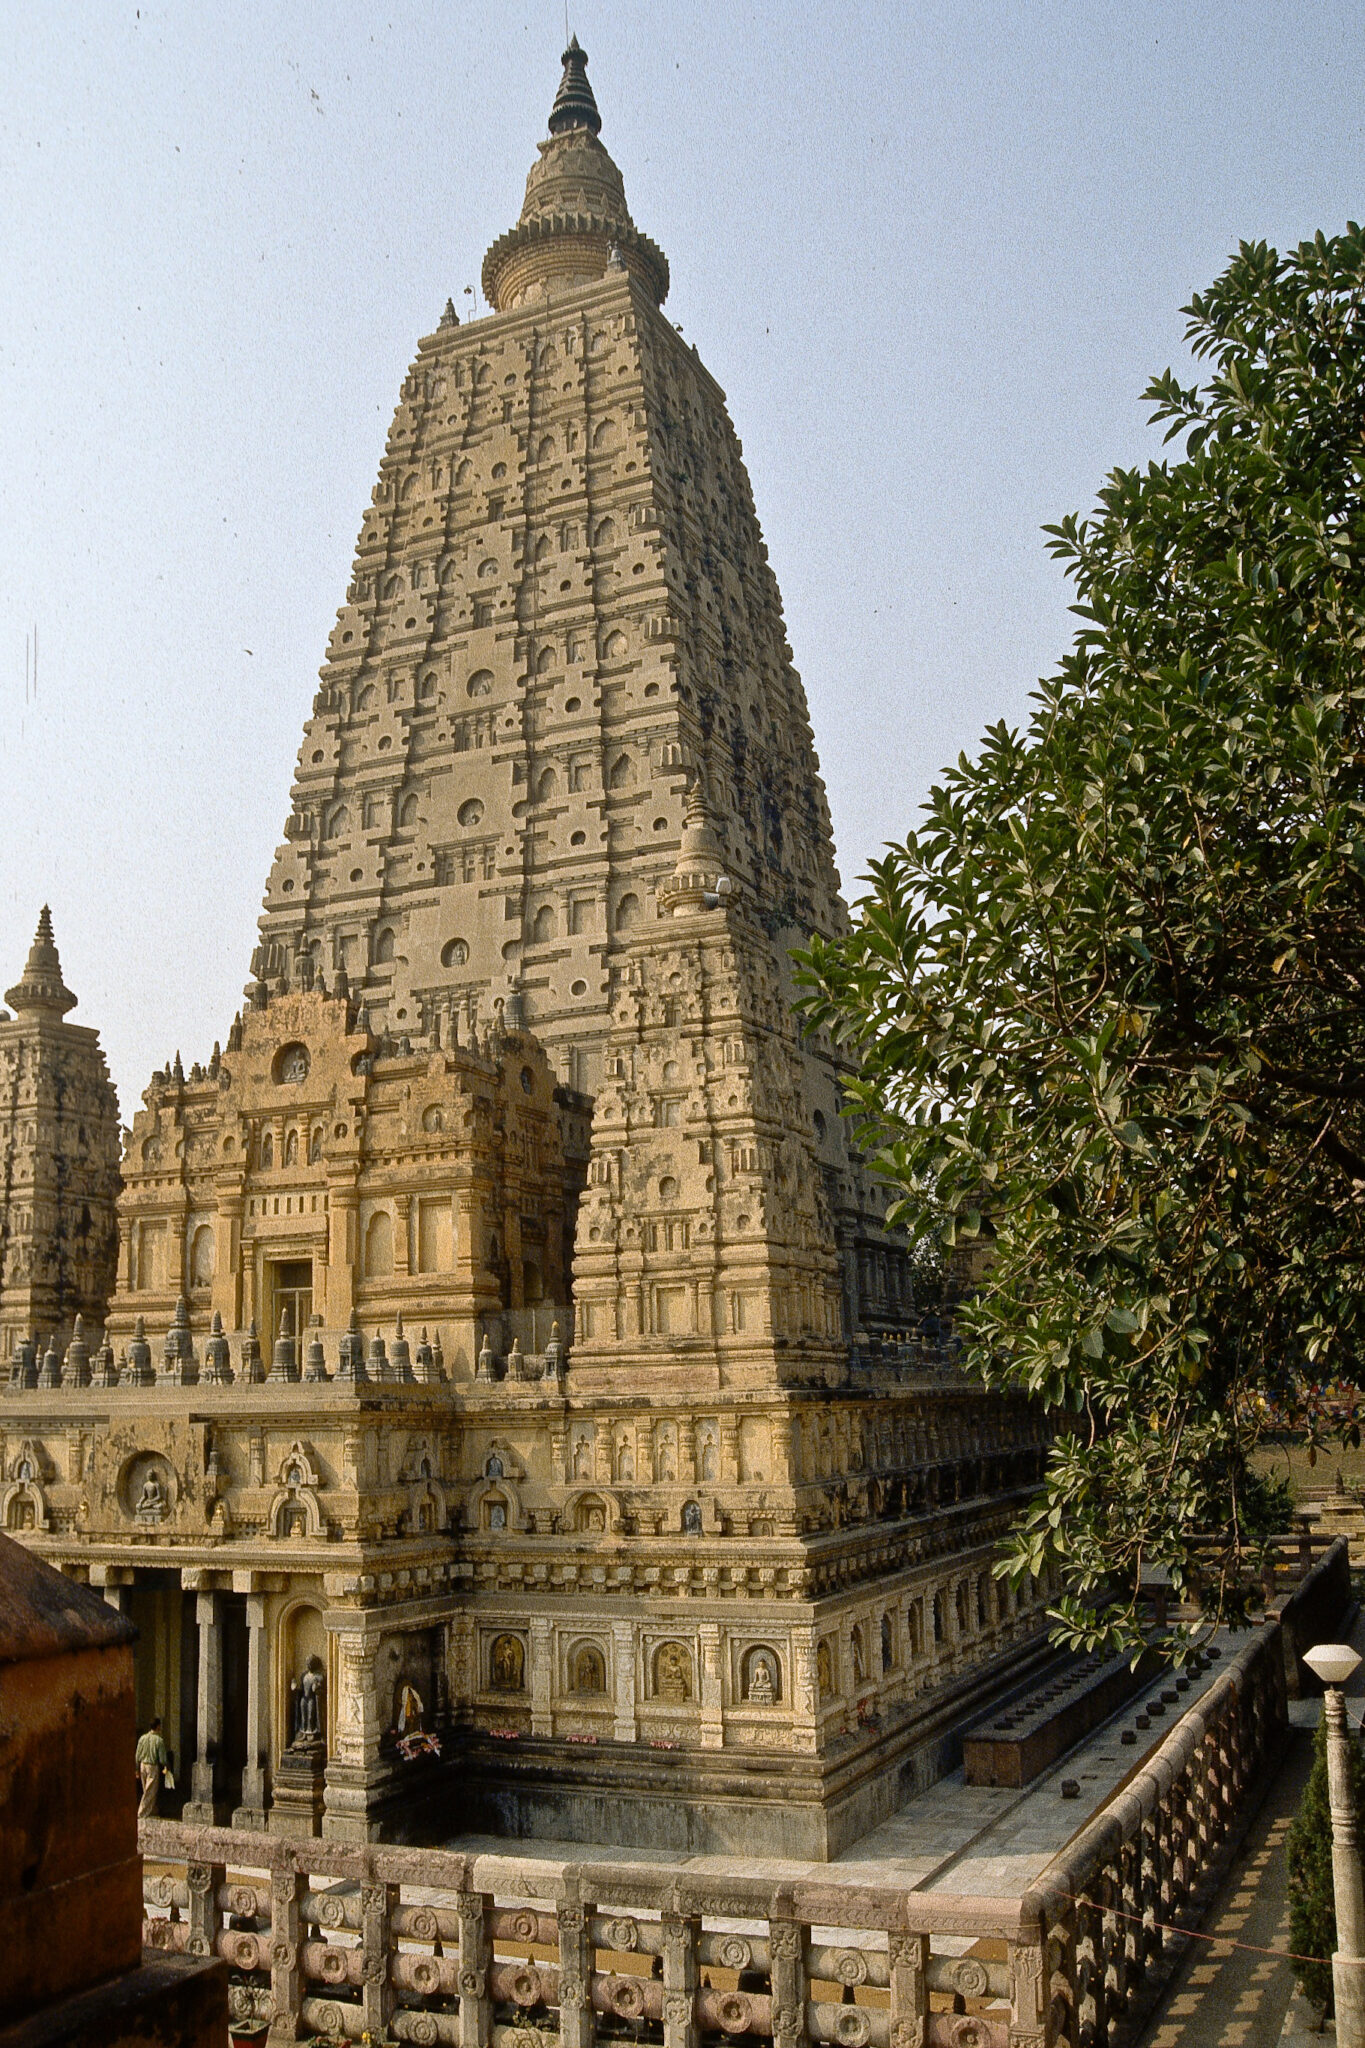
top-left (1287, 1711), bottom-right (1365, 2014)
top-left (798, 227), bottom-right (1365, 1653)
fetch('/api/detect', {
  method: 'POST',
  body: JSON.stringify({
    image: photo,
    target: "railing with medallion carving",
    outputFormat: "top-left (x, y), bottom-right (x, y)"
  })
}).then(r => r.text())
top-left (141, 1832), bottom-right (1038, 2047)
top-left (141, 1541), bottom-right (1344, 2048)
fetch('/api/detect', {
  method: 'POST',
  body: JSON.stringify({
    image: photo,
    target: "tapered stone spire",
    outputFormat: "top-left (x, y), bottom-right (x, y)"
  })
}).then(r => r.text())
top-left (6, 908), bottom-right (77, 1018)
top-left (256, 40), bottom-right (902, 1355)
top-left (0, 909), bottom-right (120, 1357)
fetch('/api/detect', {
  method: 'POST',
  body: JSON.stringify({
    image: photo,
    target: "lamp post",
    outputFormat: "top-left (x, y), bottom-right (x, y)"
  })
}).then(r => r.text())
top-left (1304, 1642), bottom-right (1365, 2045)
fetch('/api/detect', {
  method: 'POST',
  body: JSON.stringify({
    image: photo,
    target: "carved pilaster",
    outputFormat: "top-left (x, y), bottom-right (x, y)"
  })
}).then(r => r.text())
top-left (360, 1879), bottom-right (397, 2038)
top-left (185, 1859), bottom-right (224, 1961)
top-left (530, 1615), bottom-right (553, 1737)
top-left (612, 1620), bottom-right (637, 1743)
top-left (268, 1869), bottom-right (308, 2044)
top-left (887, 1930), bottom-right (927, 2048)
top-left (661, 1906), bottom-right (699, 2048)
top-left (457, 1889), bottom-right (493, 2048)
top-left (557, 1898), bottom-right (596, 2048)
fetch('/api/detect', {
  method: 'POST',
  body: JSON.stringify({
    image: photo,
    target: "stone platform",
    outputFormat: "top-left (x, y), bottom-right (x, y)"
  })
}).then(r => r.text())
top-left (421, 1626), bottom-right (1243, 1904)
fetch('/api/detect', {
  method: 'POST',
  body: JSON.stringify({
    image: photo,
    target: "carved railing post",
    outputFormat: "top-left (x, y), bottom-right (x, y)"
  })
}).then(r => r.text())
top-left (767, 1902), bottom-right (809, 2048)
top-left (661, 1899), bottom-right (700, 2048)
top-left (887, 1928), bottom-right (928, 2048)
top-left (558, 1887), bottom-right (596, 2048)
top-left (268, 1867), bottom-right (307, 2044)
top-left (1049, 1903), bottom-right (1078, 2048)
top-left (360, 1879), bottom-right (397, 2040)
top-left (457, 1889), bottom-right (493, 2048)
top-left (1100, 1861), bottom-right (1125, 2026)
top-left (1076, 1885), bottom-right (1106, 2047)
top-left (1008, 1914), bottom-right (1047, 2048)
top-left (1140, 1817), bottom-right (1161, 1970)
top-left (1119, 1837), bottom-right (1143, 1997)
top-left (186, 1858), bottom-right (225, 1960)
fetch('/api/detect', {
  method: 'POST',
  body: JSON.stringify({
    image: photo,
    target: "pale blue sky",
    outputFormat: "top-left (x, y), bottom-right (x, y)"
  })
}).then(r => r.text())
top-left (1, 1), bottom-right (1362, 1112)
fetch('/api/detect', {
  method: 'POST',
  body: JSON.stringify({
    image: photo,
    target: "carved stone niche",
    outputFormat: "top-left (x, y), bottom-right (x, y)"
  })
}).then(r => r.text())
top-left (120, 1451), bottom-right (177, 1526)
top-left (1, 1441), bottom-right (49, 1532)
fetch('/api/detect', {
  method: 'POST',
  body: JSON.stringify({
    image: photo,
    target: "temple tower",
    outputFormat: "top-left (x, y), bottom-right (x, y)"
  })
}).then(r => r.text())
top-left (253, 42), bottom-right (904, 1338)
top-left (0, 50), bottom-right (1052, 1859)
top-left (0, 911), bottom-right (121, 1359)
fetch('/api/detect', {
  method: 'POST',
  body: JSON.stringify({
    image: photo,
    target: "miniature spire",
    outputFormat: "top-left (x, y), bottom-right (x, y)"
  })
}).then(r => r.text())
top-left (438, 297), bottom-right (459, 329)
top-left (5, 907), bottom-right (77, 1018)
top-left (203, 1309), bottom-right (234, 1385)
top-left (547, 36), bottom-right (601, 136)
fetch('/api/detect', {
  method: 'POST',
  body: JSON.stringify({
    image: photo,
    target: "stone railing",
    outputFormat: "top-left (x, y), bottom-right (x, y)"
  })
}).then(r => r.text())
top-left (1017, 1535), bottom-right (1345, 2048)
top-left (141, 1824), bottom-right (1044, 2047)
top-left (140, 1540), bottom-right (1346, 2047)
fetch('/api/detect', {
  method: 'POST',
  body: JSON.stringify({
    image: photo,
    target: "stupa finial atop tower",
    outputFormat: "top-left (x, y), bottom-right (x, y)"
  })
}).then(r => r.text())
top-left (547, 35), bottom-right (601, 136)
top-left (6, 907), bottom-right (77, 1019)
top-left (481, 39), bottom-right (669, 311)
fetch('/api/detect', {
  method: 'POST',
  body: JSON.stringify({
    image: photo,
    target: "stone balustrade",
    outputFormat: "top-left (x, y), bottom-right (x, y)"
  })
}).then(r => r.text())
top-left (142, 1827), bottom-right (1035, 2047)
top-left (140, 1539), bottom-right (1346, 2048)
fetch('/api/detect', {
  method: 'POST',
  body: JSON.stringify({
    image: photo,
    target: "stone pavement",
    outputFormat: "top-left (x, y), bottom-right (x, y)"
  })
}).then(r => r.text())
top-left (1133, 1604), bottom-right (1365, 2048)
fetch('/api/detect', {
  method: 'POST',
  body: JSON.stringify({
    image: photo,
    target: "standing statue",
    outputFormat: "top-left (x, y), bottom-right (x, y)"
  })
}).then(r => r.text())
top-left (291, 1656), bottom-right (325, 1744)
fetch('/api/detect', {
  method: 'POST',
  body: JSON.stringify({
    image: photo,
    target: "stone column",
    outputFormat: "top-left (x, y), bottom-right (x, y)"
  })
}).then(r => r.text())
top-left (457, 1889), bottom-right (493, 2048)
top-left (269, 1869), bottom-right (308, 2046)
top-left (767, 1908), bottom-right (807, 2048)
top-left (557, 1896), bottom-right (596, 2048)
top-left (698, 1624), bottom-right (723, 1750)
top-left (184, 1588), bottom-right (223, 1823)
top-left (394, 1193), bottom-right (412, 1276)
top-left (323, 1620), bottom-right (387, 1842)
top-left (185, 1859), bottom-right (225, 1962)
top-left (887, 1932), bottom-right (928, 2048)
top-left (361, 1880), bottom-right (398, 2039)
top-left (530, 1616), bottom-right (553, 1738)
top-left (212, 1192), bottom-right (244, 1332)
top-left (612, 1621), bottom-right (637, 1744)
top-left (233, 1592), bottom-right (271, 1829)
top-left (326, 1185), bottom-right (359, 1325)
top-left (789, 1628), bottom-right (819, 1756)
top-left (661, 1906), bottom-right (700, 2048)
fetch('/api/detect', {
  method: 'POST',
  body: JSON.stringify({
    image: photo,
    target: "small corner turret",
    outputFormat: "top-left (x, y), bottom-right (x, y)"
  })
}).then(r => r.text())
top-left (0, 910), bottom-right (121, 1360)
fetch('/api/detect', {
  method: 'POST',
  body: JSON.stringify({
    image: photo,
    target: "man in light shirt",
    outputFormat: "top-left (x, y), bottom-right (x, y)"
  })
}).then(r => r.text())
top-left (135, 1716), bottom-right (170, 1816)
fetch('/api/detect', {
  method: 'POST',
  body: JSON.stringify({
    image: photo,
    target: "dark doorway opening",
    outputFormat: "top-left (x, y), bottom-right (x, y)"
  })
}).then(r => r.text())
top-left (269, 1258), bottom-right (313, 1349)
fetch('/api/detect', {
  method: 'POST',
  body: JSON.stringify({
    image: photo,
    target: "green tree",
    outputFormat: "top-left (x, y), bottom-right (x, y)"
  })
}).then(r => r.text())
top-left (798, 227), bottom-right (1365, 1653)
top-left (1287, 1712), bottom-right (1365, 2014)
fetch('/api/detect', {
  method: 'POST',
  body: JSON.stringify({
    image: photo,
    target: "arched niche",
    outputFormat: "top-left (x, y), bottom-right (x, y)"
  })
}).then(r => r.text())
top-left (278, 1600), bottom-right (329, 1756)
